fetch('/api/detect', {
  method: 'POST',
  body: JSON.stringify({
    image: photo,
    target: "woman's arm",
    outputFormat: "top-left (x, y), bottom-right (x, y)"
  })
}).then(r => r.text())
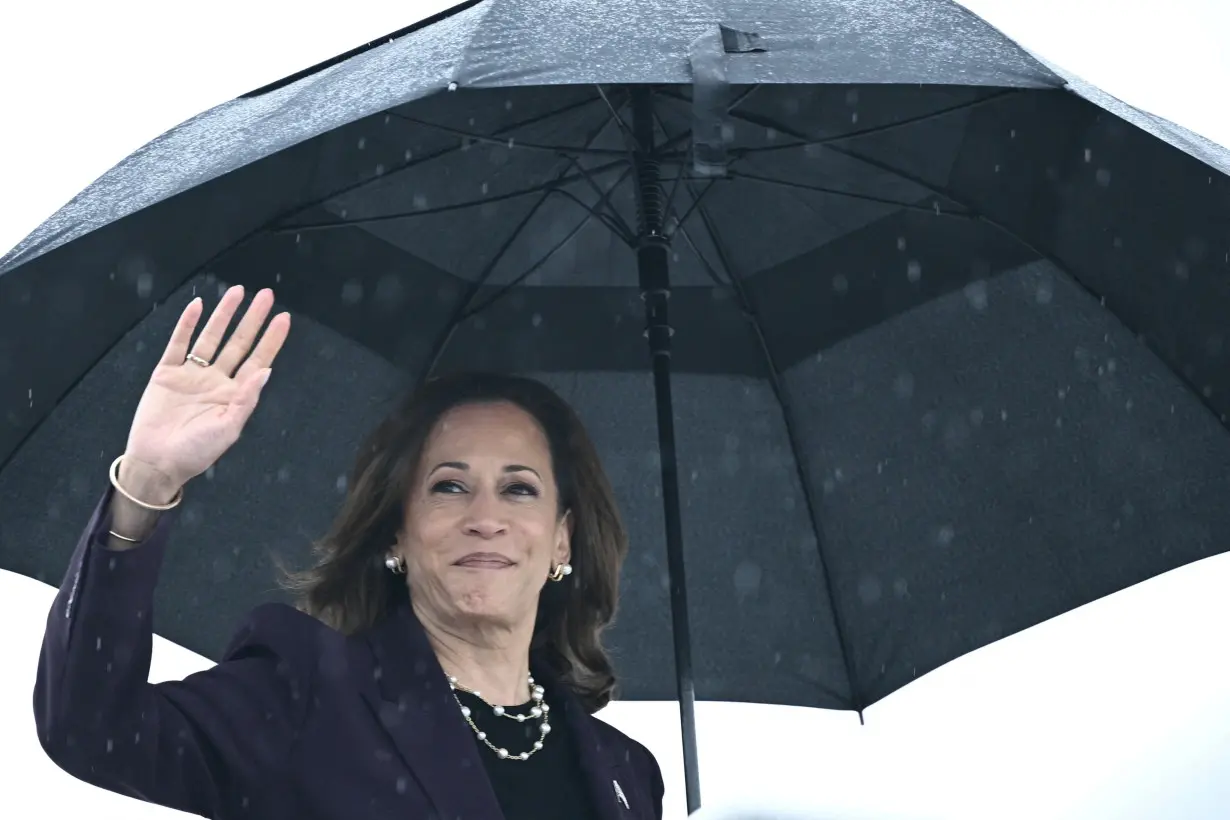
top-left (34, 489), bottom-right (313, 819)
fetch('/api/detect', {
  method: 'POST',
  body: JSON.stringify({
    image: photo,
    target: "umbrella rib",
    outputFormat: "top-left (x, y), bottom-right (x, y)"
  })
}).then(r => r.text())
top-left (729, 171), bottom-right (975, 217)
top-left (384, 111), bottom-right (629, 156)
top-left (273, 92), bottom-right (608, 227)
top-left (685, 181), bottom-right (867, 719)
top-left (654, 88), bottom-right (1020, 160)
top-left (560, 154), bottom-right (636, 243)
top-left (462, 166), bottom-right (634, 319)
top-left (415, 112), bottom-right (627, 382)
top-left (271, 159), bottom-right (628, 231)
top-left (595, 84), bottom-right (637, 147)
top-left (814, 140), bottom-right (1230, 434)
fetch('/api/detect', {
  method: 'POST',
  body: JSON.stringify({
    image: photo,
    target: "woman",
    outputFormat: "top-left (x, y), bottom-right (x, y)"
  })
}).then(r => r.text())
top-left (33, 285), bottom-right (664, 820)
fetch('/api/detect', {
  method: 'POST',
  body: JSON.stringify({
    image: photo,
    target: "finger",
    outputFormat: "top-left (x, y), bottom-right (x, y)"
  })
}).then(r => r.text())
top-left (234, 312), bottom-right (291, 382)
top-left (214, 288), bottom-right (275, 376)
top-left (189, 285), bottom-right (245, 362)
top-left (159, 298), bottom-right (204, 366)
top-left (227, 368), bottom-right (273, 427)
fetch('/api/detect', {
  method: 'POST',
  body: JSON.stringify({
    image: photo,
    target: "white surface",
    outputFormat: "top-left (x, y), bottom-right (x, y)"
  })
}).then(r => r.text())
top-left (5, 550), bottom-right (1230, 819)
top-left (2, 1), bottom-right (1230, 817)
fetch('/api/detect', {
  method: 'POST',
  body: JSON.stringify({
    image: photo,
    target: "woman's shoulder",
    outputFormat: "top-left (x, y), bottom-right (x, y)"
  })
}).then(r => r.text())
top-left (220, 602), bottom-right (346, 674)
top-left (588, 713), bottom-right (661, 772)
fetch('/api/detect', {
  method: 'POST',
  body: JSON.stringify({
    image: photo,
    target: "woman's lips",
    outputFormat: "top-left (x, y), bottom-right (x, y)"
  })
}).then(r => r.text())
top-left (454, 553), bottom-right (515, 569)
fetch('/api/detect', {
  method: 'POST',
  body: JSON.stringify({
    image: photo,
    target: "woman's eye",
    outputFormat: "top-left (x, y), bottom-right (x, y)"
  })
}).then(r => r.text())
top-left (431, 480), bottom-right (465, 494)
top-left (505, 482), bottom-right (539, 497)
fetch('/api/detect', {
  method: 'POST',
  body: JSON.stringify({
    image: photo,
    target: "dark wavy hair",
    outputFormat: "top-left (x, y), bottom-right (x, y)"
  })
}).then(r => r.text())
top-left (279, 372), bottom-right (628, 712)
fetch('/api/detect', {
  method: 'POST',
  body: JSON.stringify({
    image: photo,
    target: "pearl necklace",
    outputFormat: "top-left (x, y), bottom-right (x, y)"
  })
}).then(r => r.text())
top-left (447, 673), bottom-right (551, 761)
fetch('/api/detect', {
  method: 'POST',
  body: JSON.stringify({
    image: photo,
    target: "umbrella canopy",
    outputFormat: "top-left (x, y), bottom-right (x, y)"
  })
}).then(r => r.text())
top-left (4, 0), bottom-right (1230, 812)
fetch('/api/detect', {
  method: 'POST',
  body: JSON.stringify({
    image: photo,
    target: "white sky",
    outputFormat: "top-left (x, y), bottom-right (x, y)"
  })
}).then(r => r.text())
top-left (1, 2), bottom-right (1229, 818)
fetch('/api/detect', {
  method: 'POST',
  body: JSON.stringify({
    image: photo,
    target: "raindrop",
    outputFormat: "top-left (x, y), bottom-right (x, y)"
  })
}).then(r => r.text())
top-left (765, 127), bottom-right (777, 141)
top-left (404, 149), bottom-right (413, 161)
top-left (136, 272), bottom-right (154, 299)
top-left (1035, 279), bottom-right (1054, 304)
top-left (936, 525), bottom-right (955, 546)
top-left (413, 193), bottom-right (428, 210)
top-left (893, 373), bottom-right (915, 399)
top-left (1174, 261), bottom-right (1190, 281)
top-left (896, 236), bottom-right (907, 251)
top-left (969, 407), bottom-right (984, 426)
top-left (733, 561), bottom-right (762, 600)
top-left (845, 89), bottom-right (859, 105)
top-left (906, 260), bottom-right (922, 283)
top-left (357, 137), bottom-right (367, 151)
top-left (396, 776), bottom-right (408, 794)
top-left (831, 274), bottom-right (849, 294)
top-left (857, 576), bottom-right (882, 605)
top-left (963, 281), bottom-right (988, 311)
top-left (341, 280), bottom-right (364, 305)
top-left (375, 163), bottom-right (385, 176)
top-left (1095, 168), bottom-right (1112, 187)
top-left (276, 466), bottom-right (291, 483)
top-left (504, 99), bottom-right (514, 111)
top-left (481, 182), bottom-right (489, 195)
top-left (106, 738), bottom-right (113, 753)
top-left (531, 313), bottom-right (542, 328)
top-left (1010, 128), bottom-right (1017, 139)
top-left (850, 112), bottom-right (859, 124)
top-left (335, 475), bottom-right (347, 493)
top-left (1084, 148), bottom-right (1092, 163)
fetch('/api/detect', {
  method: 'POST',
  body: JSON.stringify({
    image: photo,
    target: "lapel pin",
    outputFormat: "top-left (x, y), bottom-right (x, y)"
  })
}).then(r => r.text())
top-left (613, 779), bottom-right (629, 810)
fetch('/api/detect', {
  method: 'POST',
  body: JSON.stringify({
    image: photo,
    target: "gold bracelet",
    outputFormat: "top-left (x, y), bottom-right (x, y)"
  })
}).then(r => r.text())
top-left (109, 455), bottom-right (184, 512)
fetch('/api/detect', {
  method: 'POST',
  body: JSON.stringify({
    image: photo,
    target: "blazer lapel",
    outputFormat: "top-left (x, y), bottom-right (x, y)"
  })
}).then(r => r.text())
top-left (551, 681), bottom-right (644, 820)
top-left (358, 602), bottom-right (505, 820)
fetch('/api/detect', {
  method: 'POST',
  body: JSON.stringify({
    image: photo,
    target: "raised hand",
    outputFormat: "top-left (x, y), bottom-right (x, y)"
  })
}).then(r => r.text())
top-left (120, 285), bottom-right (290, 503)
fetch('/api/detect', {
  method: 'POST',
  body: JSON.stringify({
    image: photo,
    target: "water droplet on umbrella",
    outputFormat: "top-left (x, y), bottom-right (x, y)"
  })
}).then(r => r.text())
top-left (1084, 148), bottom-right (1092, 162)
top-left (896, 236), bottom-right (907, 251)
top-left (357, 137), bottom-right (367, 150)
top-left (733, 561), bottom-right (761, 600)
top-left (936, 525), bottom-right (955, 546)
top-left (906, 260), bottom-right (922, 282)
top-left (136, 272), bottom-right (154, 298)
top-left (964, 280), bottom-right (988, 310)
top-left (893, 373), bottom-right (914, 399)
top-left (832, 274), bottom-right (849, 294)
top-left (341, 280), bottom-right (364, 305)
top-left (413, 193), bottom-right (428, 210)
top-left (531, 313), bottom-right (542, 327)
top-left (1035, 279), bottom-right (1054, 304)
top-left (857, 576), bottom-right (881, 605)
top-left (1096, 168), bottom-right (1112, 186)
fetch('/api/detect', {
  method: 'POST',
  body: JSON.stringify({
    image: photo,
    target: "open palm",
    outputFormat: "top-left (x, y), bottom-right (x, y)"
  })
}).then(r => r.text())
top-left (125, 285), bottom-right (290, 489)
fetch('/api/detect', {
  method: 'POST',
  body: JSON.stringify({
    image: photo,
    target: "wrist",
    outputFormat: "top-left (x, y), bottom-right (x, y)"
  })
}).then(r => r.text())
top-left (118, 455), bottom-right (183, 506)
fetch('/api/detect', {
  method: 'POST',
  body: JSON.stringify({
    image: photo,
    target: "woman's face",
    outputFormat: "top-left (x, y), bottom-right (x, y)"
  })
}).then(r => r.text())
top-left (397, 401), bottom-right (571, 632)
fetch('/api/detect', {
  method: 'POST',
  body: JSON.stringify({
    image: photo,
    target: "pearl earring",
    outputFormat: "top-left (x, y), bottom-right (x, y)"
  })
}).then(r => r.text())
top-left (385, 554), bottom-right (406, 574)
top-left (548, 563), bottom-right (573, 582)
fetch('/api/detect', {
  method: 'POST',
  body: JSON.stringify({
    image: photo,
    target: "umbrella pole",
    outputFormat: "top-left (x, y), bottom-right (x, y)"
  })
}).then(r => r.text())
top-left (630, 85), bottom-right (702, 815)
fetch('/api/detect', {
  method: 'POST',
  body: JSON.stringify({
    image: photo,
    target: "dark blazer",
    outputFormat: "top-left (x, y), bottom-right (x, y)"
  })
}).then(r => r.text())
top-left (34, 490), bottom-right (664, 820)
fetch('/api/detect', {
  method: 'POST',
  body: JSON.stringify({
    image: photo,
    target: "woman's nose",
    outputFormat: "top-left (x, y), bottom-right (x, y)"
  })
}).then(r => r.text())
top-left (462, 491), bottom-right (508, 537)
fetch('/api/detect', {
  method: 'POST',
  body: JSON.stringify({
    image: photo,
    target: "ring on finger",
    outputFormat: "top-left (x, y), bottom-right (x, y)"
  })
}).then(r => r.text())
top-left (185, 353), bottom-right (212, 368)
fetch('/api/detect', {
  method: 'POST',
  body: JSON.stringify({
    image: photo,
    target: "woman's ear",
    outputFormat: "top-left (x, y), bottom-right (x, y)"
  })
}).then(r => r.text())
top-left (554, 509), bottom-right (573, 565)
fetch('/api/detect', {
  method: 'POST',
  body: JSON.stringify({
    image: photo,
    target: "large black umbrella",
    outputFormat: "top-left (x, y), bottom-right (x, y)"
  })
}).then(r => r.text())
top-left (4, 1), bottom-right (1230, 813)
